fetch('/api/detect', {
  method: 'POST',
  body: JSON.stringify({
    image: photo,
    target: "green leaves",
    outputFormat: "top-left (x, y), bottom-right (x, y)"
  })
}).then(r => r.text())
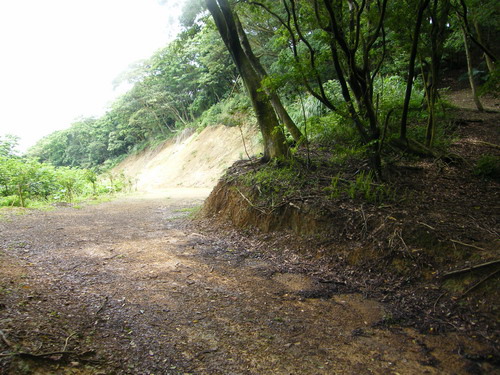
top-left (0, 154), bottom-right (106, 207)
top-left (0, 135), bottom-right (20, 158)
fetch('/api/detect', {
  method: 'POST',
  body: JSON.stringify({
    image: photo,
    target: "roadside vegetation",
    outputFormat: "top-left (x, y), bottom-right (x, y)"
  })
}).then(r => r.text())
top-left (0, 135), bottom-right (133, 209)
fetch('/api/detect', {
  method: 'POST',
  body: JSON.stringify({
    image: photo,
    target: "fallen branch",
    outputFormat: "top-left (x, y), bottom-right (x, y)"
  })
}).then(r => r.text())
top-left (0, 330), bottom-right (13, 347)
top-left (442, 259), bottom-right (500, 278)
top-left (450, 239), bottom-right (485, 251)
top-left (235, 188), bottom-right (267, 214)
top-left (475, 140), bottom-right (500, 149)
top-left (462, 269), bottom-right (500, 297)
top-left (0, 350), bottom-right (74, 358)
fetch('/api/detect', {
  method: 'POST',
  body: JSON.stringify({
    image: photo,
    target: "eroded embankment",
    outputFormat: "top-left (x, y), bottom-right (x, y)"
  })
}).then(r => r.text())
top-left (199, 109), bottom-right (500, 357)
top-left (113, 124), bottom-right (260, 191)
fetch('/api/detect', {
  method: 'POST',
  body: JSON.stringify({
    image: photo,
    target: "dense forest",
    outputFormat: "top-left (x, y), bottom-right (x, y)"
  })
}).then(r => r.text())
top-left (1, 0), bottom-right (498, 206)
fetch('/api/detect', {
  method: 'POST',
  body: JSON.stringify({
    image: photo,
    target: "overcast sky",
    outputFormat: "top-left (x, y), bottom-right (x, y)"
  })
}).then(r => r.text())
top-left (0, 0), bottom-right (185, 152)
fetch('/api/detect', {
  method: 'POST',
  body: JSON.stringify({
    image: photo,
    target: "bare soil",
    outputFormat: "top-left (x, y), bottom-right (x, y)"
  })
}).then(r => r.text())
top-left (114, 124), bottom-right (260, 191)
top-left (0, 186), bottom-right (496, 374)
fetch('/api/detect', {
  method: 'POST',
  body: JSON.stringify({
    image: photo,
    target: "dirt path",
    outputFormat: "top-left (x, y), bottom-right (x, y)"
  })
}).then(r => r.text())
top-left (0, 191), bottom-right (493, 374)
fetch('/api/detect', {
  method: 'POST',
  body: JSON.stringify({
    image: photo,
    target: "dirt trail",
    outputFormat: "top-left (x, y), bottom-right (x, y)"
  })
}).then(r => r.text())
top-left (0, 191), bottom-right (492, 374)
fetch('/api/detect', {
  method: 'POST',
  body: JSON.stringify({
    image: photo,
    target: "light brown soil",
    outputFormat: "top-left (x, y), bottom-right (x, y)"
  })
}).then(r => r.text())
top-left (0, 190), bottom-right (494, 374)
top-left (113, 124), bottom-right (260, 191)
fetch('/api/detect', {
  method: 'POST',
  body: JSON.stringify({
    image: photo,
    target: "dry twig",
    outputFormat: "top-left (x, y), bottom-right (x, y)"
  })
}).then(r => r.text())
top-left (63, 332), bottom-right (77, 352)
top-left (442, 259), bottom-right (500, 278)
top-left (235, 187), bottom-right (267, 214)
top-left (449, 239), bottom-right (485, 251)
top-left (461, 269), bottom-right (500, 297)
top-left (0, 329), bottom-right (13, 347)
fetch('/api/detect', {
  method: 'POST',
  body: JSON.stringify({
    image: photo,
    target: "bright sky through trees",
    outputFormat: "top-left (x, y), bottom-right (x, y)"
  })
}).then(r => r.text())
top-left (0, 0), bottom-right (185, 152)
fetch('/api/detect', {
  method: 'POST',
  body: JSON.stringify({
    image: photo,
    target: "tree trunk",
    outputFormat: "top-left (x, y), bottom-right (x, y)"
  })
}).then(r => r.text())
top-left (462, 25), bottom-right (484, 111)
top-left (473, 20), bottom-right (495, 73)
top-left (234, 13), bottom-right (303, 143)
top-left (425, 0), bottom-right (450, 147)
top-left (206, 0), bottom-right (289, 161)
top-left (401, 0), bottom-right (430, 140)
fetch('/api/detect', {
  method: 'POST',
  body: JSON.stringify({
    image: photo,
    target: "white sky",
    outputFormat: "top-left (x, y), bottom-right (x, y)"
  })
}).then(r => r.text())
top-left (0, 0), bottom-right (186, 152)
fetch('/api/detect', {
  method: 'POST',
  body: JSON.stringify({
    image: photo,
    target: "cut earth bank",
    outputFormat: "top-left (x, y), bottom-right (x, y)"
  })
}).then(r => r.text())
top-left (113, 124), bottom-right (261, 191)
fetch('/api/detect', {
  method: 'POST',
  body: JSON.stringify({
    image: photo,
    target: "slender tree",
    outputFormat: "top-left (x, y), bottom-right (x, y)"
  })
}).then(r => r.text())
top-left (400, 0), bottom-right (431, 140)
top-left (206, 0), bottom-right (290, 161)
top-left (461, 22), bottom-right (484, 111)
top-left (233, 12), bottom-right (303, 143)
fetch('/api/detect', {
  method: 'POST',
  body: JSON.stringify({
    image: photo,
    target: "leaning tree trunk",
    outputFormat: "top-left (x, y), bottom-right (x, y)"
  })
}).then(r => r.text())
top-left (206, 0), bottom-right (289, 161)
top-left (234, 13), bottom-right (303, 143)
top-left (461, 24), bottom-right (484, 111)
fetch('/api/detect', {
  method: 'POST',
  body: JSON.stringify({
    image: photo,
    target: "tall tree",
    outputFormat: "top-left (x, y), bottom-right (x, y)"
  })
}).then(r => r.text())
top-left (233, 12), bottom-right (303, 142)
top-left (251, 0), bottom-right (388, 175)
top-left (206, 0), bottom-right (290, 161)
top-left (400, 0), bottom-right (431, 140)
top-left (422, 0), bottom-right (451, 146)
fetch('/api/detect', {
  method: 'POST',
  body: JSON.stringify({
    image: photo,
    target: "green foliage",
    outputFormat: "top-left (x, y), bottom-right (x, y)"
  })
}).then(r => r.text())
top-left (197, 91), bottom-right (252, 128)
top-left (240, 163), bottom-right (304, 204)
top-left (324, 171), bottom-right (396, 203)
top-left (473, 155), bottom-right (500, 179)
top-left (0, 135), bottom-right (20, 157)
top-left (0, 153), bottom-right (125, 208)
top-left (0, 195), bottom-right (22, 207)
top-left (405, 98), bottom-right (455, 150)
top-left (480, 67), bottom-right (500, 98)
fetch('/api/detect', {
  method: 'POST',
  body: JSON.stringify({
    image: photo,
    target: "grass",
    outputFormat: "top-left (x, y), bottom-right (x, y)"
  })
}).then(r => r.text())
top-left (173, 205), bottom-right (202, 218)
top-left (0, 194), bottom-right (120, 219)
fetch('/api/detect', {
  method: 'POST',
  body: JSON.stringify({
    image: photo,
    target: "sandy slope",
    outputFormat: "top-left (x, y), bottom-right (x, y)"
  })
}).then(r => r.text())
top-left (113, 124), bottom-right (261, 191)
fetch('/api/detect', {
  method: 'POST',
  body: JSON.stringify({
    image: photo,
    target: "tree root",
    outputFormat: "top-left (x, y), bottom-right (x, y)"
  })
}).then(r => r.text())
top-left (390, 137), bottom-right (462, 163)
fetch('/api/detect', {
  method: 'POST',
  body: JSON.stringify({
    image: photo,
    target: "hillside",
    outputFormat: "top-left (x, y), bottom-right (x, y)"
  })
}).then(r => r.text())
top-left (113, 124), bottom-right (260, 191)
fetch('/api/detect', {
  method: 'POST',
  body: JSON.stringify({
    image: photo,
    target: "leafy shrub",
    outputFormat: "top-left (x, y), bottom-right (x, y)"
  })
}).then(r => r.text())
top-left (306, 112), bottom-right (360, 147)
top-left (198, 92), bottom-right (252, 128)
top-left (0, 154), bottom-right (121, 207)
top-left (0, 195), bottom-right (22, 207)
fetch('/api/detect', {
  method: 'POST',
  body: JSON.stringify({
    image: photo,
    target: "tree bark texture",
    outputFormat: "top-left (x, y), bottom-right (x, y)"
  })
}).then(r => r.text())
top-left (233, 13), bottom-right (303, 143)
top-left (206, 0), bottom-right (289, 161)
top-left (400, 0), bottom-right (430, 140)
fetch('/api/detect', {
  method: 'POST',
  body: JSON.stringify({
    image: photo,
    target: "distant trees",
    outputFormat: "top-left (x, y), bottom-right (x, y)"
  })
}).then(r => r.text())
top-left (27, 0), bottom-right (498, 174)
top-left (0, 134), bottom-right (20, 158)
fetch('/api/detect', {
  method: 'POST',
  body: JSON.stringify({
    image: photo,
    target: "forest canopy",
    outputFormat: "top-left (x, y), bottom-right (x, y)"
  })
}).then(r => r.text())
top-left (11, 0), bottom-right (500, 174)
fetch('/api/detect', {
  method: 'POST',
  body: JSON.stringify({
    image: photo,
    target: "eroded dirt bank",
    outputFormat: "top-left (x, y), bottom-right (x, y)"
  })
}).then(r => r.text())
top-left (0, 191), bottom-right (494, 374)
